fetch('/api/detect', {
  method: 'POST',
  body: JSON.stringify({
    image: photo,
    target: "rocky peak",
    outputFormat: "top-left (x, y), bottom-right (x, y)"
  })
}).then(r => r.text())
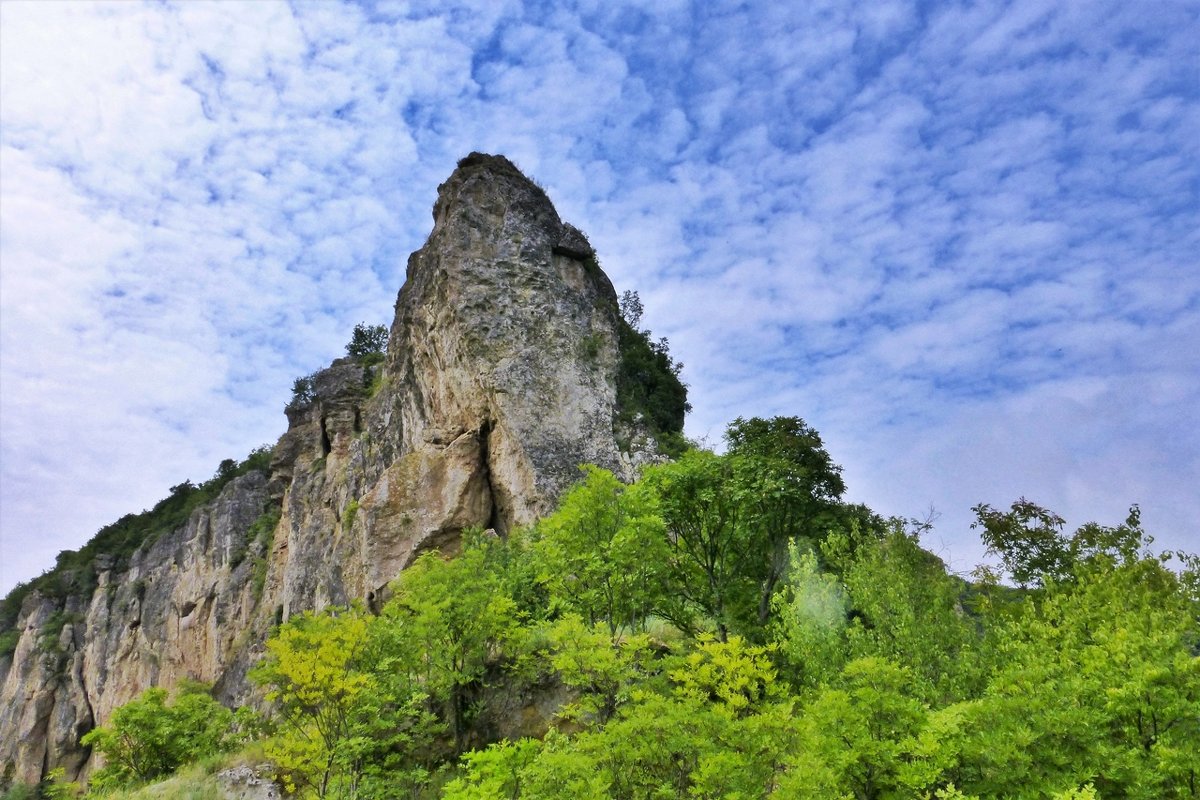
top-left (0, 153), bottom-right (672, 785)
top-left (378, 151), bottom-right (625, 532)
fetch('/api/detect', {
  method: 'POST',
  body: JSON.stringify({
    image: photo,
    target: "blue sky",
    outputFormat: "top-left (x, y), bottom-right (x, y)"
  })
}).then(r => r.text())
top-left (1, 0), bottom-right (1197, 594)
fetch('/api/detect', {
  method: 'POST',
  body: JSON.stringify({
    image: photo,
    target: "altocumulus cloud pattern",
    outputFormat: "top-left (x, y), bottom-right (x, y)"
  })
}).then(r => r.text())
top-left (1, 0), bottom-right (1197, 591)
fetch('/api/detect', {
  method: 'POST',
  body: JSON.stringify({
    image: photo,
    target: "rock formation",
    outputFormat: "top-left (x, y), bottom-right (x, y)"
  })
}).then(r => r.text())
top-left (0, 153), bottom-right (671, 784)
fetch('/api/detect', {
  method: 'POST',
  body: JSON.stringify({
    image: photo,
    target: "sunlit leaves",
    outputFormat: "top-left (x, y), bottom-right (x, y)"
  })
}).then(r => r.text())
top-left (79, 682), bottom-right (237, 790)
top-left (533, 466), bottom-right (670, 637)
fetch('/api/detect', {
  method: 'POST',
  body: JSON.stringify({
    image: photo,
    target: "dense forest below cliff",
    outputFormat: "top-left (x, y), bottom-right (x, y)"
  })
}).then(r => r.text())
top-left (20, 415), bottom-right (1197, 800)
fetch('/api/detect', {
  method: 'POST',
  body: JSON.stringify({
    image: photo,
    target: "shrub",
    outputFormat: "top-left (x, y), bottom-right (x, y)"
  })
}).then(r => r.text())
top-left (81, 682), bottom-right (237, 790)
top-left (0, 629), bottom-right (20, 659)
top-left (341, 500), bottom-right (360, 533)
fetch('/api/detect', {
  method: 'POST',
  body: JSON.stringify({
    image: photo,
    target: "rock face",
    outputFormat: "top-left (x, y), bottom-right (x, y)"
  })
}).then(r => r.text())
top-left (0, 154), bottom-right (648, 784)
top-left (0, 473), bottom-right (270, 784)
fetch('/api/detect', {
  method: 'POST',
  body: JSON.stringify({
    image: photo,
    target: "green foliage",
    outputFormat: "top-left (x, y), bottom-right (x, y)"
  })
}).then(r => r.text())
top-left (109, 764), bottom-right (225, 800)
top-left (771, 543), bottom-right (848, 690)
top-left (251, 550), bottom-right (524, 798)
top-left (725, 416), bottom-right (846, 628)
top-left (533, 466), bottom-right (670, 637)
top-left (838, 525), bottom-right (983, 701)
top-left (38, 610), bottom-right (82, 644)
top-left (943, 553), bottom-right (1200, 798)
top-left (364, 369), bottom-right (387, 400)
top-left (250, 606), bottom-right (380, 798)
top-left (441, 738), bottom-right (542, 800)
top-left (578, 332), bottom-right (603, 363)
top-left (642, 449), bottom-right (754, 639)
top-left (289, 372), bottom-right (318, 409)
top-left (381, 545), bottom-right (522, 752)
top-left (39, 768), bottom-right (79, 800)
top-left (972, 497), bottom-right (1071, 587)
top-left (230, 500), bottom-right (282, 570)
top-left (36, 611), bottom-right (85, 678)
top-left (618, 290), bottom-right (643, 328)
top-left (613, 291), bottom-right (690, 454)
top-left (669, 635), bottom-right (781, 718)
top-left (81, 682), bottom-right (237, 790)
top-left (341, 500), bottom-right (359, 533)
top-left (232, 477), bottom-right (1197, 800)
top-left (778, 657), bottom-right (929, 798)
top-left (457, 638), bottom-right (798, 799)
top-left (0, 629), bottom-right (20, 659)
top-left (45, 402), bottom-right (1193, 800)
top-left (541, 615), bottom-right (658, 725)
top-left (0, 783), bottom-right (36, 800)
top-left (345, 323), bottom-right (388, 365)
top-left (973, 499), bottom-right (1156, 592)
top-left (640, 418), bottom-right (847, 641)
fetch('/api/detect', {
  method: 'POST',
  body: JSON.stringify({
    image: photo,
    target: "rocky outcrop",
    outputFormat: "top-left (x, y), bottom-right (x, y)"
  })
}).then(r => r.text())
top-left (217, 764), bottom-right (281, 800)
top-left (0, 153), bottom-right (655, 784)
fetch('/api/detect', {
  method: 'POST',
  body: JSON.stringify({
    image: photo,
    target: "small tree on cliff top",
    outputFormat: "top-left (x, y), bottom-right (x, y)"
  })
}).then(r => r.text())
top-left (346, 323), bottom-right (388, 364)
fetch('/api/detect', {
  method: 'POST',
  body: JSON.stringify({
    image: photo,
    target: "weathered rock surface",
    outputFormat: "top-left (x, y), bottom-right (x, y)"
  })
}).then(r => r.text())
top-left (0, 472), bottom-right (269, 784)
top-left (0, 153), bottom-right (650, 784)
top-left (216, 764), bottom-right (281, 800)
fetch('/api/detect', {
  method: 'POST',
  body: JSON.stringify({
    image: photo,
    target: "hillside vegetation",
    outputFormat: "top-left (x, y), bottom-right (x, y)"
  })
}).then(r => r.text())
top-left (36, 417), bottom-right (1199, 800)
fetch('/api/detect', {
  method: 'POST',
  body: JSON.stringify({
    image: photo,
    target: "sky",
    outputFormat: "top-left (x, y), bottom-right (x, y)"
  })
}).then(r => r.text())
top-left (1, 0), bottom-right (1197, 594)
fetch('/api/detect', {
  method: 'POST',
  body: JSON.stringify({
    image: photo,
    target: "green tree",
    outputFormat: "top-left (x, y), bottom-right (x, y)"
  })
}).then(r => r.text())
top-left (542, 615), bottom-right (658, 725)
top-left (345, 323), bottom-right (388, 363)
top-left (381, 543), bottom-right (521, 752)
top-left (642, 449), bottom-right (754, 640)
top-left (289, 372), bottom-right (318, 409)
top-left (613, 291), bottom-right (690, 452)
top-left (533, 466), bottom-right (670, 637)
top-left (777, 657), bottom-right (929, 799)
top-left (250, 607), bottom-right (374, 798)
top-left (441, 738), bottom-right (543, 800)
top-left (837, 525), bottom-right (982, 702)
top-left (725, 416), bottom-right (846, 626)
top-left (669, 634), bottom-right (782, 719)
top-left (912, 527), bottom-right (1200, 799)
top-left (251, 604), bottom-right (441, 800)
top-left (971, 498), bottom-right (1070, 587)
top-left (771, 542), bottom-right (849, 690)
top-left (642, 417), bottom-right (847, 640)
top-left (39, 768), bottom-right (79, 800)
top-left (80, 682), bottom-right (234, 789)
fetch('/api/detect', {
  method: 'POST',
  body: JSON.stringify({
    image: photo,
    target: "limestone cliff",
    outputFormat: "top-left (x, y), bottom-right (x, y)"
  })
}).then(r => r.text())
top-left (0, 153), bottom-right (676, 785)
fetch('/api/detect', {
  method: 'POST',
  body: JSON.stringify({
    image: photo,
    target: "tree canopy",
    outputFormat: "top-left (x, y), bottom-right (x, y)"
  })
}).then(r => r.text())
top-left (42, 416), bottom-right (1199, 800)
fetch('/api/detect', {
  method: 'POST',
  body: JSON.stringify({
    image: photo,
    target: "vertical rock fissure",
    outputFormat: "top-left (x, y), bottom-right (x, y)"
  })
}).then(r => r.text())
top-left (319, 417), bottom-right (332, 456)
top-left (72, 653), bottom-right (96, 780)
top-left (478, 417), bottom-right (505, 536)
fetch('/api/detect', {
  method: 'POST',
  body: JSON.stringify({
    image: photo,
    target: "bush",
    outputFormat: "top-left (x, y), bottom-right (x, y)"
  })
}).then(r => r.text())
top-left (230, 501), bottom-right (282, 570)
top-left (0, 629), bottom-right (20, 659)
top-left (0, 783), bottom-right (36, 800)
top-left (81, 683), bottom-right (238, 790)
top-left (341, 500), bottom-right (360, 533)
top-left (614, 299), bottom-right (690, 455)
